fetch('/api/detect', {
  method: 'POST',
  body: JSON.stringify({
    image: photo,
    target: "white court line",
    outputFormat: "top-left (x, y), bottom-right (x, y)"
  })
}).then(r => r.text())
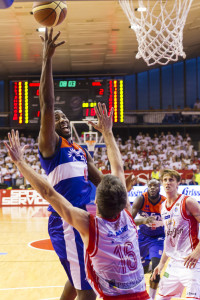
top-left (0, 285), bottom-right (63, 291)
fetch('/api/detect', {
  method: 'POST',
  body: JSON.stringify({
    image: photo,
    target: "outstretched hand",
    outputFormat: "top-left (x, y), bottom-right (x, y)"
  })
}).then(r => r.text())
top-left (4, 130), bottom-right (27, 165)
top-left (88, 103), bottom-right (113, 135)
top-left (151, 264), bottom-right (162, 281)
top-left (126, 174), bottom-right (136, 192)
top-left (40, 27), bottom-right (65, 59)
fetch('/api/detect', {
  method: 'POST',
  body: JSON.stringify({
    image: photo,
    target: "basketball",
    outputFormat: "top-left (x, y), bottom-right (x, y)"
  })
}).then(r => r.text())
top-left (32, 1), bottom-right (67, 27)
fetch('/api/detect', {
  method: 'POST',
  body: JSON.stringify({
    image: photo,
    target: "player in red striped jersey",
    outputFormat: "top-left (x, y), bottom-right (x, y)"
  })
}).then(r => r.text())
top-left (152, 169), bottom-right (200, 299)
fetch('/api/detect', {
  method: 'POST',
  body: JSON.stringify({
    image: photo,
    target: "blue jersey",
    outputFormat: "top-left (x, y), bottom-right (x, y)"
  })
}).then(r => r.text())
top-left (39, 136), bottom-right (92, 212)
top-left (138, 192), bottom-right (166, 237)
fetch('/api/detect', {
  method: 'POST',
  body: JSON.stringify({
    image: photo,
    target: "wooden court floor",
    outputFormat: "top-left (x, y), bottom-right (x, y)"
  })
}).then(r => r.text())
top-left (0, 206), bottom-right (186, 300)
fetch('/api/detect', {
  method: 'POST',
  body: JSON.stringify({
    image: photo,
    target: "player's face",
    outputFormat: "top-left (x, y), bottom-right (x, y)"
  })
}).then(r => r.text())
top-left (54, 110), bottom-right (71, 139)
top-left (147, 182), bottom-right (160, 199)
top-left (162, 175), bottom-right (179, 194)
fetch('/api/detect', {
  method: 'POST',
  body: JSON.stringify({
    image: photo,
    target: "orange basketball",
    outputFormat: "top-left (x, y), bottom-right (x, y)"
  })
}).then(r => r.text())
top-left (32, 1), bottom-right (67, 27)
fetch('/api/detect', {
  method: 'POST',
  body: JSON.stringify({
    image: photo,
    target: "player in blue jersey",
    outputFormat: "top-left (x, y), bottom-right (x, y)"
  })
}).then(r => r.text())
top-left (5, 105), bottom-right (149, 300)
top-left (38, 28), bottom-right (103, 300)
top-left (131, 179), bottom-right (166, 300)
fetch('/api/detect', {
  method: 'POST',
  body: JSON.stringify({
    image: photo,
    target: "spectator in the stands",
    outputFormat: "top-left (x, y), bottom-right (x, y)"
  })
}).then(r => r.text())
top-left (125, 154), bottom-right (134, 168)
top-left (176, 131), bottom-right (183, 141)
top-left (179, 178), bottom-right (187, 185)
top-left (19, 133), bottom-right (27, 144)
top-left (130, 149), bottom-right (138, 160)
top-left (5, 155), bottom-right (13, 168)
top-left (193, 156), bottom-right (200, 166)
top-left (115, 134), bottom-right (122, 143)
top-left (136, 132), bottom-right (143, 143)
top-left (185, 133), bottom-right (191, 142)
top-left (11, 165), bottom-right (18, 187)
top-left (124, 161), bottom-right (131, 171)
top-left (188, 159), bottom-right (197, 171)
top-left (132, 159), bottom-right (141, 170)
top-left (151, 166), bottom-right (160, 180)
top-left (189, 175), bottom-right (198, 185)
top-left (3, 165), bottom-right (12, 187)
top-left (0, 157), bottom-right (4, 166)
top-left (194, 167), bottom-right (200, 185)
top-left (0, 144), bottom-right (7, 158)
top-left (194, 98), bottom-right (200, 109)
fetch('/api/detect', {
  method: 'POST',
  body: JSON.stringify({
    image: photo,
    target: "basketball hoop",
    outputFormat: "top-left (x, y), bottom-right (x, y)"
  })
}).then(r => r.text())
top-left (119, 0), bottom-right (193, 66)
top-left (85, 140), bottom-right (97, 152)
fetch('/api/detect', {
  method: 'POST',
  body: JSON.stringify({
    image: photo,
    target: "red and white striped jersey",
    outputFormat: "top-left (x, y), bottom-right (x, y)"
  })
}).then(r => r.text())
top-left (161, 194), bottom-right (199, 261)
top-left (85, 209), bottom-right (149, 299)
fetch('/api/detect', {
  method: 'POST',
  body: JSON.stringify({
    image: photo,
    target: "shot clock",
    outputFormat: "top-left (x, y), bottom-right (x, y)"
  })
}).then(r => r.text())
top-left (9, 77), bottom-right (124, 127)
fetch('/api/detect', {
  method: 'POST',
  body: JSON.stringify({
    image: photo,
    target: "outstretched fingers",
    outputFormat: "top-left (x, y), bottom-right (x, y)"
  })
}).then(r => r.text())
top-left (45, 27), bottom-right (48, 40)
top-left (11, 129), bottom-right (18, 148)
top-left (108, 107), bottom-right (114, 120)
top-left (8, 132), bottom-right (14, 149)
top-left (98, 102), bottom-right (104, 117)
top-left (88, 120), bottom-right (98, 130)
top-left (94, 105), bottom-right (101, 120)
top-left (48, 27), bottom-right (53, 41)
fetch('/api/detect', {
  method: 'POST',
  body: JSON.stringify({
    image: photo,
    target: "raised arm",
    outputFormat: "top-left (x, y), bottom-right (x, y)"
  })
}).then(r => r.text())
top-left (4, 130), bottom-right (90, 245)
top-left (89, 103), bottom-right (125, 186)
top-left (89, 103), bottom-right (131, 211)
top-left (38, 27), bottom-right (65, 158)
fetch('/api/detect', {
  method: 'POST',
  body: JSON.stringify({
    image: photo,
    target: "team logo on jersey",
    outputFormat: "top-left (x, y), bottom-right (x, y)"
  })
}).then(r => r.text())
top-left (166, 218), bottom-right (175, 227)
top-left (107, 224), bottom-right (128, 237)
top-left (164, 215), bottom-right (170, 219)
top-left (68, 148), bottom-right (87, 163)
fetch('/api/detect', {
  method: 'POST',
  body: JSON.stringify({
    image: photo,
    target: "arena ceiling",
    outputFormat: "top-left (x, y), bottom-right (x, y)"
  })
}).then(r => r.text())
top-left (0, 0), bottom-right (200, 77)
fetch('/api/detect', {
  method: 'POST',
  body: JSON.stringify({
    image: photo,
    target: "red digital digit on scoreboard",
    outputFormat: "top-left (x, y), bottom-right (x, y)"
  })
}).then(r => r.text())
top-left (91, 108), bottom-right (96, 116)
top-left (99, 88), bottom-right (104, 95)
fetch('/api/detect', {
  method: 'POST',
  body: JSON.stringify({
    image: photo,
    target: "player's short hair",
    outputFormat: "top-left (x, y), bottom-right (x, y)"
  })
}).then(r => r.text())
top-left (159, 169), bottom-right (181, 183)
top-left (148, 179), bottom-right (160, 186)
top-left (96, 174), bottom-right (127, 219)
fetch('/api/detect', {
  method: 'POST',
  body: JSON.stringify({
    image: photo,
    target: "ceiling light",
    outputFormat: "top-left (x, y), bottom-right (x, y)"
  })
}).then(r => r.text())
top-left (36, 28), bottom-right (45, 32)
top-left (131, 24), bottom-right (140, 30)
top-left (135, 7), bottom-right (147, 12)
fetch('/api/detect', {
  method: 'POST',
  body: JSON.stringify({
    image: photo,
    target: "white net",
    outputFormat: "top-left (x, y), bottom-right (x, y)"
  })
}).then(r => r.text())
top-left (119, 0), bottom-right (193, 66)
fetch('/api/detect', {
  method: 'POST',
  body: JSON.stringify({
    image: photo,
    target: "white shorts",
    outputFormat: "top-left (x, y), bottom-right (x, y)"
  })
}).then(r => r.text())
top-left (156, 259), bottom-right (200, 300)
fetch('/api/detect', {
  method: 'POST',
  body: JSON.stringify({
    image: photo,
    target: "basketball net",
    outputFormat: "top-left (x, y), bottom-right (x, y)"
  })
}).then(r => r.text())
top-left (85, 140), bottom-right (97, 152)
top-left (119, 0), bottom-right (193, 66)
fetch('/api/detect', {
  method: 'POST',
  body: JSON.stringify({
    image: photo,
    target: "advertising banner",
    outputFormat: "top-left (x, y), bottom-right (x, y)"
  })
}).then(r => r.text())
top-left (128, 185), bottom-right (200, 203)
top-left (0, 189), bottom-right (48, 206)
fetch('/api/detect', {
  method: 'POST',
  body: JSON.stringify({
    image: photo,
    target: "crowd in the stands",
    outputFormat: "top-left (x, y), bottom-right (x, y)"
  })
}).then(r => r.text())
top-left (0, 131), bottom-right (200, 188)
top-left (93, 131), bottom-right (200, 185)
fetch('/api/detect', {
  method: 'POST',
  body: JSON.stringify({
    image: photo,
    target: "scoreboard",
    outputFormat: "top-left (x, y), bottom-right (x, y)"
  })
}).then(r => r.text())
top-left (9, 77), bottom-right (124, 127)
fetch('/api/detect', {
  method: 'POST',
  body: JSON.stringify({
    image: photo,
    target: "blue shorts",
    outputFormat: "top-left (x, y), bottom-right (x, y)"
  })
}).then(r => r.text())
top-left (48, 211), bottom-right (92, 290)
top-left (138, 232), bottom-right (164, 267)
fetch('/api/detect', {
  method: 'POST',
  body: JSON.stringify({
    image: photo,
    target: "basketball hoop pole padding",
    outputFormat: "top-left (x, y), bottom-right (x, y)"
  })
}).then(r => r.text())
top-left (119, 0), bottom-right (194, 66)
